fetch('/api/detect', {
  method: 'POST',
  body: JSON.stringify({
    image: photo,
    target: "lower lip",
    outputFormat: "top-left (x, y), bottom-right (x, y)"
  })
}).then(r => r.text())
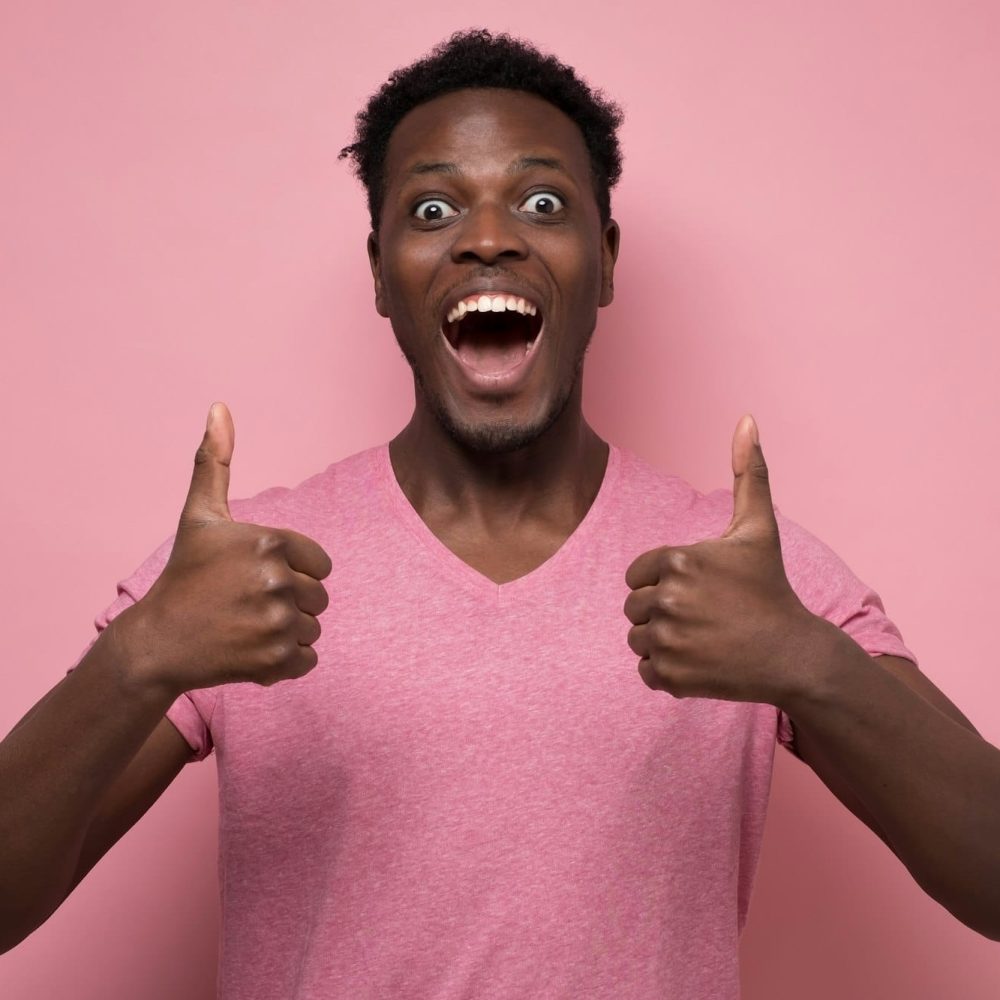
top-left (441, 323), bottom-right (545, 393)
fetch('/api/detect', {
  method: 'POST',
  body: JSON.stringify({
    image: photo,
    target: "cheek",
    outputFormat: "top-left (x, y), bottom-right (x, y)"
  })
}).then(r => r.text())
top-left (554, 258), bottom-right (605, 341)
top-left (377, 230), bottom-right (441, 313)
top-left (382, 253), bottom-right (426, 319)
top-left (546, 234), bottom-right (603, 304)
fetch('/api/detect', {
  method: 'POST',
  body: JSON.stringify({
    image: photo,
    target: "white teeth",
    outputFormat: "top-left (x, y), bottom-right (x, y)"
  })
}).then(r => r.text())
top-left (445, 293), bottom-right (540, 325)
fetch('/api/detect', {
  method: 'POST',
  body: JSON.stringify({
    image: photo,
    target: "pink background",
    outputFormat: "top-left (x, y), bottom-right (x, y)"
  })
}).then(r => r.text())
top-left (2, 2), bottom-right (998, 996)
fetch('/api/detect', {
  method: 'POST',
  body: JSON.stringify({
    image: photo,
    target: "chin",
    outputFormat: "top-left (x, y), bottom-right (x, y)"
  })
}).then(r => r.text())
top-left (406, 343), bottom-right (585, 456)
top-left (429, 383), bottom-right (575, 456)
top-left (443, 416), bottom-right (552, 455)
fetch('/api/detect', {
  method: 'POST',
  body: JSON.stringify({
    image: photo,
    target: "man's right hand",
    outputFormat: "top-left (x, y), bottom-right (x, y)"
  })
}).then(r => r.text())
top-left (112, 402), bottom-right (333, 696)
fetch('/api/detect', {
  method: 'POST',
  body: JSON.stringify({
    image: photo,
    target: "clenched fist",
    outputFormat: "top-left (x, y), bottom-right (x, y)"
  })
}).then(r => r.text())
top-left (623, 415), bottom-right (824, 706)
top-left (113, 403), bottom-right (333, 696)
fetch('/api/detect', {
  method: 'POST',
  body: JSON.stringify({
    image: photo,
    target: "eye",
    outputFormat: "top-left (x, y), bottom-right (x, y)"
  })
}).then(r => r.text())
top-left (413, 199), bottom-right (458, 222)
top-left (520, 191), bottom-right (565, 215)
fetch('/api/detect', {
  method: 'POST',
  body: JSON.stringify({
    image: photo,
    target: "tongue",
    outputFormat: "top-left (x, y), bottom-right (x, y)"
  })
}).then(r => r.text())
top-left (456, 330), bottom-right (528, 374)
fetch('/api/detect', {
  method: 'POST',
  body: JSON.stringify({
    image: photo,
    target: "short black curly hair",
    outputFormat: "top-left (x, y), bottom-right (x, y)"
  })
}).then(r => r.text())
top-left (339, 28), bottom-right (624, 232)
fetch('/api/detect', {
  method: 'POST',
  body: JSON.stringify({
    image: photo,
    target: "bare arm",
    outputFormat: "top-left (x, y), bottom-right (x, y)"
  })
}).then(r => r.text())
top-left (0, 612), bottom-right (190, 953)
top-left (781, 653), bottom-right (981, 846)
top-left (624, 417), bottom-right (1000, 941)
top-left (783, 631), bottom-right (1000, 941)
top-left (0, 403), bottom-right (331, 954)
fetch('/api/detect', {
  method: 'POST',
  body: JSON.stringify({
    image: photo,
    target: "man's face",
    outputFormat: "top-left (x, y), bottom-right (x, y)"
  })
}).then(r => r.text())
top-left (368, 88), bottom-right (620, 454)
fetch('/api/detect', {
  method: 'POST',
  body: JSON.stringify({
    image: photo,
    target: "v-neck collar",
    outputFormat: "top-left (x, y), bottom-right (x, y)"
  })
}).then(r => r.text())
top-left (374, 441), bottom-right (621, 605)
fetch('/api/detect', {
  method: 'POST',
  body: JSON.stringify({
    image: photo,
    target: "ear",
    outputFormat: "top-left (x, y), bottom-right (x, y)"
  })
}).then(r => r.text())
top-left (599, 219), bottom-right (620, 308)
top-left (367, 231), bottom-right (389, 318)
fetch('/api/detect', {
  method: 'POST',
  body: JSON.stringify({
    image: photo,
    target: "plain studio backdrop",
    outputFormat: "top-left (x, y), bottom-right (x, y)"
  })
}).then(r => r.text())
top-left (1, 2), bottom-right (998, 997)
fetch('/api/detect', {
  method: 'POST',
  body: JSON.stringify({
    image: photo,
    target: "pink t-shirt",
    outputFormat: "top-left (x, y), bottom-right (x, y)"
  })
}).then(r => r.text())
top-left (86, 442), bottom-right (915, 999)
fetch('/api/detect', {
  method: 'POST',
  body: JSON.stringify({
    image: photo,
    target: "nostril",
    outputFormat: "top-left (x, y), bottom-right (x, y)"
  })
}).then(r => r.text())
top-left (456, 246), bottom-right (528, 265)
top-left (451, 215), bottom-right (530, 262)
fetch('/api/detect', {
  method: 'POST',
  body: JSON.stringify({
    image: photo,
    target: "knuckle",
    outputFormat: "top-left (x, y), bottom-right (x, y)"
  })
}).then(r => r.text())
top-left (651, 619), bottom-right (677, 648)
top-left (622, 593), bottom-right (638, 621)
top-left (665, 548), bottom-right (690, 573)
top-left (282, 649), bottom-right (316, 681)
top-left (295, 647), bottom-right (319, 676)
top-left (264, 602), bottom-right (296, 633)
top-left (300, 616), bottom-right (321, 646)
top-left (652, 657), bottom-right (673, 681)
top-left (264, 640), bottom-right (295, 667)
top-left (315, 547), bottom-right (334, 580)
top-left (193, 444), bottom-right (211, 466)
top-left (653, 589), bottom-right (676, 615)
top-left (261, 572), bottom-right (291, 596)
top-left (254, 531), bottom-right (285, 558)
top-left (308, 583), bottom-right (331, 615)
top-left (651, 658), bottom-right (682, 692)
top-left (637, 659), bottom-right (656, 689)
top-left (626, 625), bottom-right (643, 655)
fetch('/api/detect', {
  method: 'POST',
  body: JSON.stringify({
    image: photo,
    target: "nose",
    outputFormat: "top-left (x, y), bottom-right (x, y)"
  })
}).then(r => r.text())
top-left (450, 202), bottom-right (529, 265)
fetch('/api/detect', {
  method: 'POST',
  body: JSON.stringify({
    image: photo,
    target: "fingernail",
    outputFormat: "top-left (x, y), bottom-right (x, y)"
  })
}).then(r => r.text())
top-left (749, 415), bottom-right (760, 445)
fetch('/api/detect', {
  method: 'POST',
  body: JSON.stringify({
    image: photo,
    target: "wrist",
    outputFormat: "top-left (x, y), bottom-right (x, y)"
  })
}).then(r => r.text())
top-left (99, 603), bottom-right (184, 706)
top-left (773, 611), bottom-right (862, 716)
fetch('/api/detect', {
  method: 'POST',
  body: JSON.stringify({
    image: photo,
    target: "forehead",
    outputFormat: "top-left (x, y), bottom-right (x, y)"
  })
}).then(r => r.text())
top-left (382, 88), bottom-right (592, 188)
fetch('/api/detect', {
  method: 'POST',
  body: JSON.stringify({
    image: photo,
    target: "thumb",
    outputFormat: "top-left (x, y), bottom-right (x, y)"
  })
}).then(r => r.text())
top-left (723, 413), bottom-right (777, 538)
top-left (180, 402), bottom-right (235, 524)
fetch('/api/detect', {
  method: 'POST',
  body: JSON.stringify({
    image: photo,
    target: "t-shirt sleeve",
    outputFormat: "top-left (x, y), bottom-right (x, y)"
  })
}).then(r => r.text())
top-left (773, 509), bottom-right (918, 757)
top-left (69, 534), bottom-right (216, 762)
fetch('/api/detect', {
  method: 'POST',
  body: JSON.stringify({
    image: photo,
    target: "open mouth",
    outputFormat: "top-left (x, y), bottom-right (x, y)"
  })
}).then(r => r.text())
top-left (441, 293), bottom-right (544, 376)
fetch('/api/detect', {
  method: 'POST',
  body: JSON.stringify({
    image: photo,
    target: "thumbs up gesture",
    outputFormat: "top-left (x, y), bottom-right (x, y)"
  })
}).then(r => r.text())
top-left (119, 404), bottom-right (333, 697)
top-left (623, 415), bottom-right (821, 705)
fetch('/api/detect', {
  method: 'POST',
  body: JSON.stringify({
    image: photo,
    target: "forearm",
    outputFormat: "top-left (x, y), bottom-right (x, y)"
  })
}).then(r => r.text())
top-left (0, 609), bottom-right (177, 950)
top-left (781, 620), bottom-right (1000, 940)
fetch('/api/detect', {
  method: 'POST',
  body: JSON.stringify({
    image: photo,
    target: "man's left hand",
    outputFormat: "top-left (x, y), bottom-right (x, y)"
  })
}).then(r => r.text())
top-left (623, 415), bottom-right (825, 705)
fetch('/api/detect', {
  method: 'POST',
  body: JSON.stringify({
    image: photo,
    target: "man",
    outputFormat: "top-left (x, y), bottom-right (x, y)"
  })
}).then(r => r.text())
top-left (1, 27), bottom-right (998, 999)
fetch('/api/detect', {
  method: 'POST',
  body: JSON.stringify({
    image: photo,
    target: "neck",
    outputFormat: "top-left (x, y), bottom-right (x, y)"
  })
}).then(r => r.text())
top-left (387, 391), bottom-right (609, 531)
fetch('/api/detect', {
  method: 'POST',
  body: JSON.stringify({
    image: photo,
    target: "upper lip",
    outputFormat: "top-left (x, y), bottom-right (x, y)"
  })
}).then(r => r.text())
top-left (439, 281), bottom-right (544, 326)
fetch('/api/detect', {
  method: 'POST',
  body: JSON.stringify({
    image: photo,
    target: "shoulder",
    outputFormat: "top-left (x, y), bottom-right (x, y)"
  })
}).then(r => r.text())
top-left (613, 444), bottom-right (880, 607)
top-left (227, 444), bottom-right (383, 529)
top-left (768, 508), bottom-right (881, 620)
top-left (610, 445), bottom-right (734, 545)
top-left (114, 444), bottom-right (385, 606)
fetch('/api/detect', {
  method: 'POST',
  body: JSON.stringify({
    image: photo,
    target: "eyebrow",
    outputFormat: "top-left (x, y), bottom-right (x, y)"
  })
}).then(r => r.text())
top-left (405, 156), bottom-right (571, 178)
top-left (506, 156), bottom-right (570, 177)
top-left (407, 161), bottom-right (461, 177)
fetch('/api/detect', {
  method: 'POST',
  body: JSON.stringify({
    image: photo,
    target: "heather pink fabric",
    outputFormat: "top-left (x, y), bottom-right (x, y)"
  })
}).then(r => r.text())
top-left (85, 443), bottom-right (914, 999)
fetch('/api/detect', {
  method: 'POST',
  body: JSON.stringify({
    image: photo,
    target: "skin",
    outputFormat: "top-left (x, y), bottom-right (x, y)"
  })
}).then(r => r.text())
top-left (1, 85), bottom-right (999, 956)
top-left (368, 88), bottom-right (620, 583)
top-left (366, 88), bottom-right (1000, 938)
top-left (0, 403), bottom-right (333, 950)
top-left (623, 416), bottom-right (1000, 937)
